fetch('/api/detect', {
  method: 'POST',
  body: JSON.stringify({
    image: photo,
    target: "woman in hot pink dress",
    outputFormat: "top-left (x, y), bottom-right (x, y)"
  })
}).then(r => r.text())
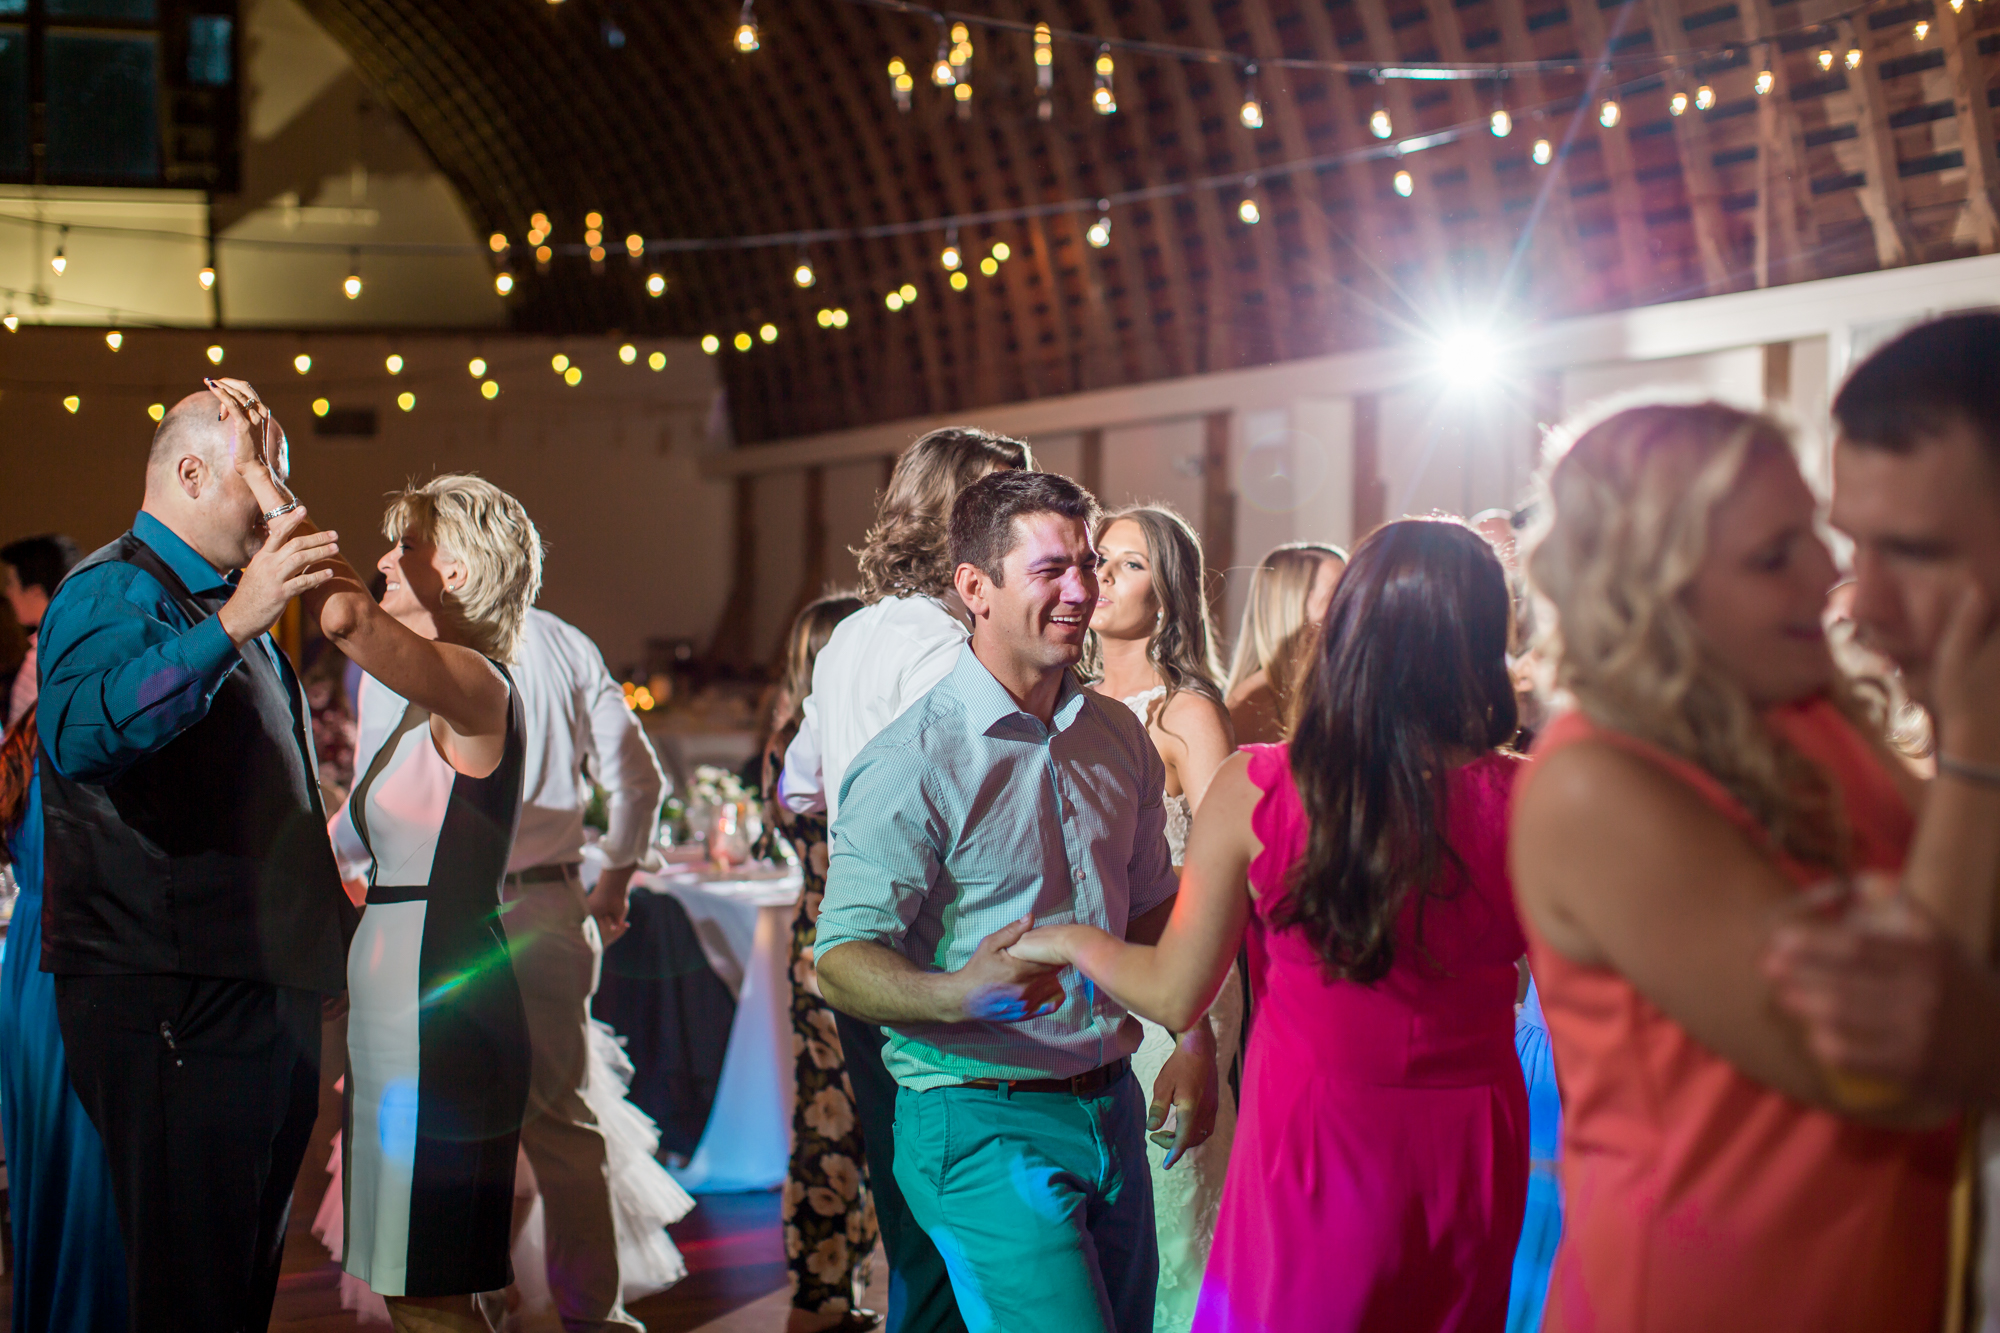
top-left (1016, 518), bottom-right (1529, 1332)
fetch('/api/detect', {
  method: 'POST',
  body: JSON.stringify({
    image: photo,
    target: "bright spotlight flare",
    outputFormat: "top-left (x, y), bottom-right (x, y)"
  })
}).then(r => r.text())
top-left (1430, 325), bottom-right (1510, 390)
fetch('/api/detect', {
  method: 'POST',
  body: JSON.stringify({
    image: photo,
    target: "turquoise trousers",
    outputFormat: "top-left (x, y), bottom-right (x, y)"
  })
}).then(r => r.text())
top-left (893, 1071), bottom-right (1159, 1333)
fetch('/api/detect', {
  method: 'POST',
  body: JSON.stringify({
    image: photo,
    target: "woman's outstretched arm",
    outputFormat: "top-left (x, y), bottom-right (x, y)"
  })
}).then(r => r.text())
top-left (210, 380), bottom-right (510, 775)
top-left (1013, 751), bottom-right (1259, 1032)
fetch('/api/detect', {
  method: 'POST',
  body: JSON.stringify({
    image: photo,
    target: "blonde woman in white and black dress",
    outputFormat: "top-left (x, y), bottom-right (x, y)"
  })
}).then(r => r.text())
top-left (218, 381), bottom-right (542, 1333)
top-left (1084, 504), bottom-right (1238, 1333)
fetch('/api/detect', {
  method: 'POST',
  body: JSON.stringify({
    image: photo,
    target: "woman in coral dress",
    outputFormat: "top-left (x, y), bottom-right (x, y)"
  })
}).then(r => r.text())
top-left (1513, 401), bottom-right (1993, 1332)
top-left (1017, 518), bottom-right (1530, 1332)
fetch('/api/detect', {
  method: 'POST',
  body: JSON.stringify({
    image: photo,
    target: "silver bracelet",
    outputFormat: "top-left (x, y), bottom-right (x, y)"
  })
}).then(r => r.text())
top-left (261, 501), bottom-right (299, 522)
top-left (1936, 753), bottom-right (2000, 789)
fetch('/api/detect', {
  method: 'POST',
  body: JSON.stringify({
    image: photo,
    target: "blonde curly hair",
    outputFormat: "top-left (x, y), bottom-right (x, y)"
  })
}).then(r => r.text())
top-left (854, 427), bottom-right (1033, 602)
top-left (1525, 400), bottom-right (1863, 872)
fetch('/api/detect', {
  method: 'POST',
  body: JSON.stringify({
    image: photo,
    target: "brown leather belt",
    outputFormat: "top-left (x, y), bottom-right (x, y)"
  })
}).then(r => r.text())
top-left (505, 862), bottom-right (581, 885)
top-left (959, 1058), bottom-right (1129, 1098)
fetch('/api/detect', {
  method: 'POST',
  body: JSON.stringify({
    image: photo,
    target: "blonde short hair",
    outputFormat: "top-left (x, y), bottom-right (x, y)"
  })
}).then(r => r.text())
top-left (383, 473), bottom-right (544, 662)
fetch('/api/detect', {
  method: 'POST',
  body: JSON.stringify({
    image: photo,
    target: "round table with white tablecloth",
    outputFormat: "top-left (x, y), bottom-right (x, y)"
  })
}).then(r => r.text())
top-left (587, 855), bottom-right (803, 1192)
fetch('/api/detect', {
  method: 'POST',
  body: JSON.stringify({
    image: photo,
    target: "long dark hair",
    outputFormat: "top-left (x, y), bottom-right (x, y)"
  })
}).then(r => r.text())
top-left (1276, 519), bottom-right (1518, 984)
top-left (0, 705), bottom-right (35, 861)
top-left (1082, 504), bottom-right (1224, 711)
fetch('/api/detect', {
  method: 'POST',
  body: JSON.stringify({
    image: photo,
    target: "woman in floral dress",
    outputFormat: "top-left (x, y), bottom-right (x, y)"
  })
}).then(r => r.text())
top-left (762, 593), bottom-right (879, 1332)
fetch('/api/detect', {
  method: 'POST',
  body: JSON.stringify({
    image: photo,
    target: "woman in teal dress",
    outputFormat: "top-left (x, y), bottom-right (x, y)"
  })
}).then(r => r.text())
top-left (0, 706), bottom-right (130, 1331)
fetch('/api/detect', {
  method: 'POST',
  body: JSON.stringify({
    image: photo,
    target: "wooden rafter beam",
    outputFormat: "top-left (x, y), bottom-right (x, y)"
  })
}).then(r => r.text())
top-left (1738, 0), bottom-right (1820, 286)
top-left (1644, 0), bottom-right (1737, 294)
top-left (1934, 0), bottom-right (2000, 252)
top-left (1814, 8), bottom-right (1918, 267)
top-left (1561, 0), bottom-right (1663, 303)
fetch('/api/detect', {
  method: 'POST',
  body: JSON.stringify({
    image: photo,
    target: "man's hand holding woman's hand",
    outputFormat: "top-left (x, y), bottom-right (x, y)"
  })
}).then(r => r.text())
top-left (956, 916), bottom-right (1066, 1022)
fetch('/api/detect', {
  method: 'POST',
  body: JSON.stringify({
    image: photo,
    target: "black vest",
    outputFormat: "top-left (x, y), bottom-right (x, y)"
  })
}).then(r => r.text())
top-left (38, 533), bottom-right (357, 992)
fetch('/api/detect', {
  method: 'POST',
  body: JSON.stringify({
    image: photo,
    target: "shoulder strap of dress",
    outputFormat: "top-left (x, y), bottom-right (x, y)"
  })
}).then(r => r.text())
top-left (1532, 707), bottom-right (1758, 836)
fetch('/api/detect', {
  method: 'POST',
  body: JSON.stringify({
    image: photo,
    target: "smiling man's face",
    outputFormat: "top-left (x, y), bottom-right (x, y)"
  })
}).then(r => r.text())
top-left (971, 510), bottom-right (1100, 677)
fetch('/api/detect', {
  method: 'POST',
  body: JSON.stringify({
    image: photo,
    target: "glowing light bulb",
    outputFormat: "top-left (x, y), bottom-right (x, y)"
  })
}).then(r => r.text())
top-left (585, 229), bottom-right (602, 248)
top-left (2, 313), bottom-right (17, 332)
top-left (1490, 107), bottom-right (1512, 137)
top-left (702, 334), bottom-right (721, 354)
top-left (469, 357), bottom-right (488, 377)
top-left (386, 354), bottom-right (404, 373)
top-left (992, 241), bottom-right (1011, 262)
top-left (1238, 196), bottom-right (1261, 225)
top-left (1370, 107), bottom-right (1393, 139)
top-left (489, 232), bottom-right (508, 253)
top-left (955, 82), bottom-right (972, 104)
top-left (1035, 24), bottom-right (1052, 65)
top-left (817, 308), bottom-right (833, 327)
top-left (397, 391), bottom-right (416, 412)
top-left (495, 271), bottom-right (515, 295)
top-left (979, 255), bottom-right (999, 276)
top-left (198, 266), bottom-right (216, 290)
top-left (760, 323), bottom-right (779, 343)
top-left (50, 229), bottom-right (67, 276)
top-left (795, 261), bottom-right (815, 287)
top-left (1598, 98), bottom-right (1621, 128)
top-left (1818, 48), bottom-right (1834, 70)
top-left (294, 353), bottom-right (311, 374)
top-left (1087, 214), bottom-right (1112, 248)
top-left (536, 245), bottom-right (552, 265)
top-left (1695, 84), bottom-right (1715, 110)
top-left (148, 403), bottom-right (165, 421)
top-left (105, 330), bottom-right (123, 351)
top-left (941, 245), bottom-right (961, 270)
top-left (626, 233), bottom-right (644, 258)
top-left (1845, 47), bottom-right (1862, 69)
top-left (949, 270), bottom-right (969, 290)
top-left (1756, 68), bottom-right (1775, 94)
top-left (552, 354), bottom-right (570, 372)
top-left (564, 366), bottom-right (582, 385)
top-left (648, 350), bottom-right (667, 370)
top-left (63, 395), bottom-right (80, 413)
top-left (1241, 75), bottom-right (1264, 130)
top-left (206, 345), bottom-right (225, 365)
top-left (734, 0), bottom-right (759, 53)
top-left (1915, 20), bottom-right (1930, 38)
top-left (588, 245), bottom-right (606, 263)
top-left (1951, 0), bottom-right (1964, 12)
top-left (1094, 47), bottom-right (1116, 114)
top-left (646, 272), bottom-right (667, 297)
top-left (1670, 90), bottom-right (1689, 115)
top-left (312, 398), bottom-right (330, 417)
top-left (531, 212), bottom-right (550, 234)
top-left (900, 283), bottom-right (917, 302)
top-left (619, 343), bottom-right (637, 364)
top-left (831, 309), bottom-right (849, 328)
top-left (585, 212), bottom-right (602, 231)
top-left (1532, 138), bottom-right (1553, 165)
top-left (50, 253), bottom-right (65, 276)
top-left (886, 291), bottom-right (905, 310)
top-left (481, 380), bottom-right (500, 399)
top-left (733, 332), bottom-right (753, 351)
top-left (343, 271), bottom-right (363, 299)
top-left (1394, 169), bottom-right (1415, 197)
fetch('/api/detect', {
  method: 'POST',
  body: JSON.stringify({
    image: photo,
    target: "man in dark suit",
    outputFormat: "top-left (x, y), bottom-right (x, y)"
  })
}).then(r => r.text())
top-left (36, 382), bottom-right (358, 1331)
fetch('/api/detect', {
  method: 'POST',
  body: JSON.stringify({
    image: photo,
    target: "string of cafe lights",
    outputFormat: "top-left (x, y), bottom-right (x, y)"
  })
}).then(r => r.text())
top-left (2, 0), bottom-right (1965, 353)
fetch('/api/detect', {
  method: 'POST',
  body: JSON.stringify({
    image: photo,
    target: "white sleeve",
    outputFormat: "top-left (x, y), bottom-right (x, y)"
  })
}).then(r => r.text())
top-left (779, 709), bottom-right (826, 816)
top-left (890, 629), bottom-right (963, 723)
top-left (572, 627), bottom-right (667, 870)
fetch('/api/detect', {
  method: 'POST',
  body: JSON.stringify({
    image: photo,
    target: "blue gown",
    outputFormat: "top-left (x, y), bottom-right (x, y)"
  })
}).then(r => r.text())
top-left (1507, 978), bottom-right (1563, 1333)
top-left (0, 765), bottom-right (130, 1331)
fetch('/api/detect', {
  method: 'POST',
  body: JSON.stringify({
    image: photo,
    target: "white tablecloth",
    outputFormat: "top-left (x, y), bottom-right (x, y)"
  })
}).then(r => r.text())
top-left (629, 863), bottom-right (802, 1193)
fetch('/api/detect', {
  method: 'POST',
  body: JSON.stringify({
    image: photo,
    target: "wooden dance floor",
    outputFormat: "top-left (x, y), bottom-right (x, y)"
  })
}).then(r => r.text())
top-left (0, 1018), bottom-right (887, 1332)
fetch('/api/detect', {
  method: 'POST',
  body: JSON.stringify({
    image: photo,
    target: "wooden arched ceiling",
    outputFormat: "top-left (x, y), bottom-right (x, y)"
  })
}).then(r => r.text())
top-left (302, 0), bottom-right (2000, 443)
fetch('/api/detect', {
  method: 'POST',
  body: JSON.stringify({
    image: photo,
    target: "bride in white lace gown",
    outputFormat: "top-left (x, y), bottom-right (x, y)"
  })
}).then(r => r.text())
top-left (1085, 505), bottom-right (1243, 1333)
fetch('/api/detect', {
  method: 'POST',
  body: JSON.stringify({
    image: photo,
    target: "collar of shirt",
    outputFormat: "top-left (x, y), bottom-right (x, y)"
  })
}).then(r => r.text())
top-left (133, 510), bottom-right (235, 599)
top-left (949, 638), bottom-right (1088, 740)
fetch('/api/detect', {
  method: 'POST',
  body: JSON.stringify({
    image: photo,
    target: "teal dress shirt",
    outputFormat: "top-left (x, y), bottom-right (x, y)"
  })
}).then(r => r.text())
top-left (37, 511), bottom-right (285, 784)
top-left (816, 643), bottom-right (1179, 1090)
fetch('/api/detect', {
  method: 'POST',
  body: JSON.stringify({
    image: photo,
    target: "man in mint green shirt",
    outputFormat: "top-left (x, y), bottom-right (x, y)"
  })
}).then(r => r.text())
top-left (817, 471), bottom-right (1181, 1333)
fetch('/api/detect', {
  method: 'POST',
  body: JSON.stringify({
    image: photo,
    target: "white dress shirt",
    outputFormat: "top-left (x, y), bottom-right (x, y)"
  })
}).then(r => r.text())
top-left (783, 595), bottom-right (967, 822)
top-left (332, 608), bottom-right (666, 879)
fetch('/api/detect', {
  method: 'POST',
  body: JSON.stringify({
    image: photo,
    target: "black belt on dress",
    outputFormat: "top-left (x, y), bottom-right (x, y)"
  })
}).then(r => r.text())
top-left (505, 862), bottom-right (581, 885)
top-left (959, 1057), bottom-right (1129, 1097)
